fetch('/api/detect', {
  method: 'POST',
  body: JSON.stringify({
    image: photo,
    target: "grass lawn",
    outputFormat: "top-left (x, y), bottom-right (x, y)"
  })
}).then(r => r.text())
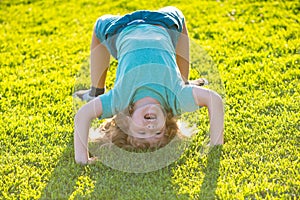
top-left (0, 0), bottom-right (299, 199)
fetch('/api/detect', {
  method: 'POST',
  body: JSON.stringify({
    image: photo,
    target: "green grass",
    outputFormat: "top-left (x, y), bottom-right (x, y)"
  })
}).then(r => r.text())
top-left (0, 0), bottom-right (299, 199)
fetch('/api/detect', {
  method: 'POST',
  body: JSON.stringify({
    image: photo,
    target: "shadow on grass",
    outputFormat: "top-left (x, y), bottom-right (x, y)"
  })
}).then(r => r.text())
top-left (40, 141), bottom-right (189, 199)
top-left (40, 142), bottom-right (82, 199)
top-left (198, 146), bottom-right (223, 199)
top-left (171, 145), bottom-right (223, 199)
top-left (41, 142), bottom-right (222, 199)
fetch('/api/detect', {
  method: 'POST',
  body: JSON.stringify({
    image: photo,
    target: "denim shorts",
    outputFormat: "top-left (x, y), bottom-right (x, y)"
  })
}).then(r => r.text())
top-left (94, 6), bottom-right (185, 58)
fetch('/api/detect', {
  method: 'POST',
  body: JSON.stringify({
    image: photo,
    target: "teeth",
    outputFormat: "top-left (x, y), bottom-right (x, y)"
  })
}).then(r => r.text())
top-left (145, 114), bottom-right (156, 120)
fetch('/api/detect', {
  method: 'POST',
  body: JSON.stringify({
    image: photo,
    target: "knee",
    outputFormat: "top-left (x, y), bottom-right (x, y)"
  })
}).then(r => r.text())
top-left (94, 14), bottom-right (116, 31)
top-left (94, 14), bottom-right (119, 42)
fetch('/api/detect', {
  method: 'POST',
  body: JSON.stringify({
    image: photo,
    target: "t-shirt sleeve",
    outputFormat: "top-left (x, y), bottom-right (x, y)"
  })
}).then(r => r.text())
top-left (99, 91), bottom-right (114, 119)
top-left (178, 85), bottom-right (199, 113)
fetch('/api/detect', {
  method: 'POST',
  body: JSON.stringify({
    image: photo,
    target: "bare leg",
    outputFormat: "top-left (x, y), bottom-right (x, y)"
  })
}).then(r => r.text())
top-left (90, 30), bottom-right (110, 89)
top-left (74, 30), bottom-right (110, 101)
top-left (176, 21), bottom-right (208, 86)
top-left (176, 21), bottom-right (189, 83)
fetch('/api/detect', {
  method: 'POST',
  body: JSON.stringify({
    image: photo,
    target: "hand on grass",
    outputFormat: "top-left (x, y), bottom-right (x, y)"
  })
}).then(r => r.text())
top-left (87, 157), bottom-right (98, 165)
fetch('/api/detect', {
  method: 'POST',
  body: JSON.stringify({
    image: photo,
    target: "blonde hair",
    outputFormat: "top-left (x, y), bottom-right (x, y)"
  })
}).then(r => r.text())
top-left (96, 109), bottom-right (183, 152)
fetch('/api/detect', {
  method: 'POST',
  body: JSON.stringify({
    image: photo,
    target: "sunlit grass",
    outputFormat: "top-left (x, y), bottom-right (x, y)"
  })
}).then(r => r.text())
top-left (0, 0), bottom-right (299, 199)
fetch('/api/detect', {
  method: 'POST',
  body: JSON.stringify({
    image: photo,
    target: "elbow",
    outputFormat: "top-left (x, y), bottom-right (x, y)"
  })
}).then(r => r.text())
top-left (211, 90), bottom-right (223, 101)
top-left (74, 106), bottom-right (93, 125)
top-left (74, 111), bottom-right (82, 127)
top-left (192, 87), bottom-right (224, 109)
top-left (200, 89), bottom-right (224, 111)
top-left (209, 91), bottom-right (224, 109)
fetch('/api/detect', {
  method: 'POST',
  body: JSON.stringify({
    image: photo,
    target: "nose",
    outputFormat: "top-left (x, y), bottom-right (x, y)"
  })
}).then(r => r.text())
top-left (143, 116), bottom-right (157, 128)
top-left (146, 124), bottom-right (156, 129)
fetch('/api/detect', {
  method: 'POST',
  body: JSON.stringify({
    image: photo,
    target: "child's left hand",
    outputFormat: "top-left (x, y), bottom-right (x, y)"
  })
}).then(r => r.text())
top-left (87, 157), bottom-right (98, 164)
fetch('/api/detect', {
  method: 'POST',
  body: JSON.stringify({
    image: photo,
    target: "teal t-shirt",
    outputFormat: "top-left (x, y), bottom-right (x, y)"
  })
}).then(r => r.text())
top-left (99, 24), bottom-right (198, 119)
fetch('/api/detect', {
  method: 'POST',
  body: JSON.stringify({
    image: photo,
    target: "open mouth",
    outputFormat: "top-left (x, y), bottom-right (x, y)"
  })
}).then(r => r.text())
top-left (144, 113), bottom-right (156, 121)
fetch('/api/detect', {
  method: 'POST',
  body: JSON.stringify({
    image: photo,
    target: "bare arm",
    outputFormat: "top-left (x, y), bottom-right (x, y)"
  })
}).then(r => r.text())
top-left (74, 98), bottom-right (103, 164)
top-left (192, 87), bottom-right (224, 145)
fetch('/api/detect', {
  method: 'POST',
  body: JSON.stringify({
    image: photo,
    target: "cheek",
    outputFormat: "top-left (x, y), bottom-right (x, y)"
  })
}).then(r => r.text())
top-left (128, 117), bottom-right (142, 134)
top-left (157, 118), bottom-right (166, 129)
top-left (131, 113), bottom-right (143, 126)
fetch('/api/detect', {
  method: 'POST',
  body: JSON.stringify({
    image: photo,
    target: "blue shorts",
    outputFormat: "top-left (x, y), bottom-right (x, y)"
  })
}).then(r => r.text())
top-left (94, 6), bottom-right (185, 58)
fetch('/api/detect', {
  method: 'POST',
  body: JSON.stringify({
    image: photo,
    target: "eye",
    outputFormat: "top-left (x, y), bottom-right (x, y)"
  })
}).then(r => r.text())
top-left (156, 132), bottom-right (161, 135)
